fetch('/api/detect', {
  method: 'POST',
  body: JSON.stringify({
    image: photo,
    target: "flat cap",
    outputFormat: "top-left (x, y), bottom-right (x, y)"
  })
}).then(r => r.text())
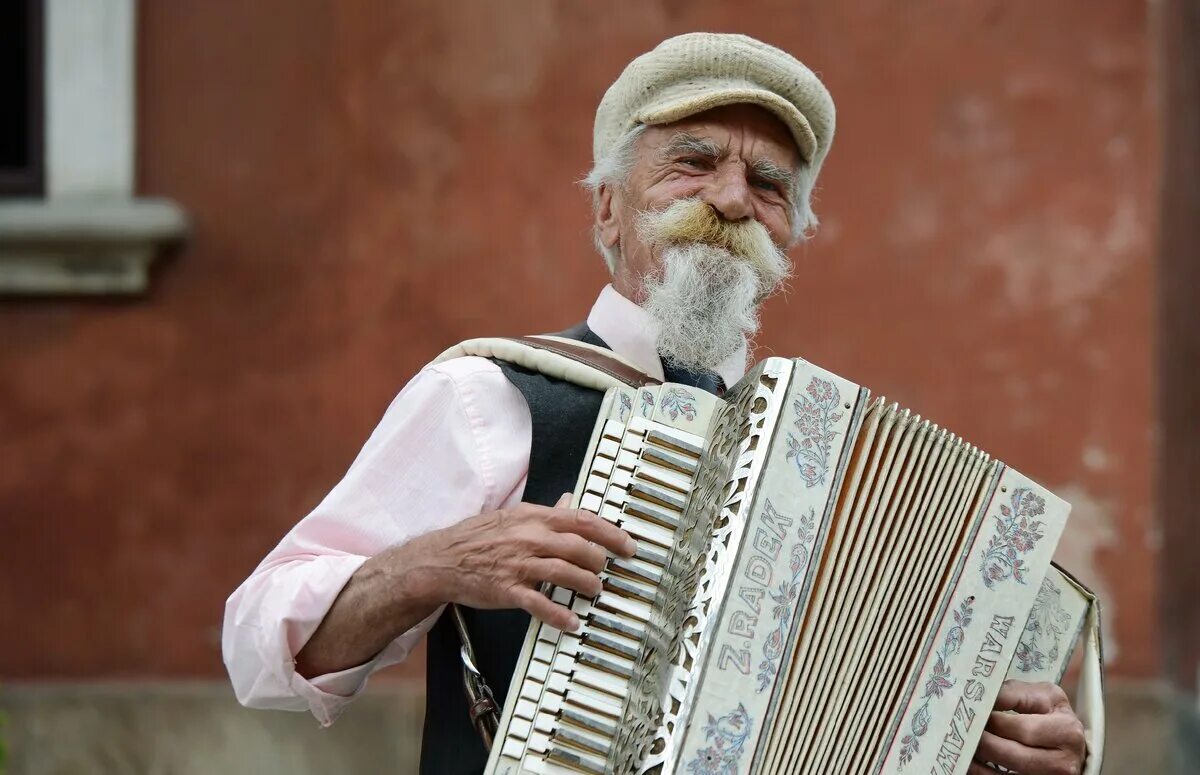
top-left (594, 33), bottom-right (835, 172)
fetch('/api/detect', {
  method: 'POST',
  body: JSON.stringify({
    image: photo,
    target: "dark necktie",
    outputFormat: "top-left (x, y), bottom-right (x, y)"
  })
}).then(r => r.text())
top-left (660, 359), bottom-right (725, 396)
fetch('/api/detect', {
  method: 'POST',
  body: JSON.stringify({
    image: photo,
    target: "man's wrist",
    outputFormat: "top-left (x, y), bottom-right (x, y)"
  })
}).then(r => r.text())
top-left (381, 531), bottom-right (452, 612)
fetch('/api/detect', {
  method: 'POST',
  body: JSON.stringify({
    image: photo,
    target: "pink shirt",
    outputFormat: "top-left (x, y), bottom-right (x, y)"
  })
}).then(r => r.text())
top-left (222, 285), bottom-right (747, 726)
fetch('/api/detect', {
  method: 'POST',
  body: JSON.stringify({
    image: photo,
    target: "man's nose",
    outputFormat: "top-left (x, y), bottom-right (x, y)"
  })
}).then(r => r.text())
top-left (702, 166), bottom-right (755, 222)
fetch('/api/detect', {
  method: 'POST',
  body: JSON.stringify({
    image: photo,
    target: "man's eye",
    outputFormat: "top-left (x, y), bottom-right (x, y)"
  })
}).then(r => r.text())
top-left (752, 178), bottom-right (780, 193)
top-left (679, 157), bottom-right (710, 169)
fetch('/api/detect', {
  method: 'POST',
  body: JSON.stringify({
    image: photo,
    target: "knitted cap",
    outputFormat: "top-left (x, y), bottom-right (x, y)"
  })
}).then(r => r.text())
top-left (594, 33), bottom-right (835, 170)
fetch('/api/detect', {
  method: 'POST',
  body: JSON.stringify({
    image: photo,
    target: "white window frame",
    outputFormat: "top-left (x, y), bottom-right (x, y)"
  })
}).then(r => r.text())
top-left (0, 0), bottom-right (187, 294)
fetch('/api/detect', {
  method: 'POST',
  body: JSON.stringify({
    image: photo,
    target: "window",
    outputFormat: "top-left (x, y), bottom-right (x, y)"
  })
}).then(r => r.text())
top-left (0, 0), bottom-right (44, 197)
top-left (0, 0), bottom-right (186, 295)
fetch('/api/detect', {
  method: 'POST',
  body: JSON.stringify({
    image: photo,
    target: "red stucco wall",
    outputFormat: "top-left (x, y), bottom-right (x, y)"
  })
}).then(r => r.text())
top-left (0, 1), bottom-right (1157, 682)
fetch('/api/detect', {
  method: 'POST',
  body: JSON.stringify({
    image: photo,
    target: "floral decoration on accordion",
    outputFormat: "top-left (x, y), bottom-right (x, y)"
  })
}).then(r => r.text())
top-left (659, 386), bottom-right (699, 422)
top-left (980, 488), bottom-right (1046, 588)
top-left (618, 391), bottom-right (633, 423)
top-left (640, 389), bottom-right (655, 419)
top-left (785, 376), bottom-right (843, 487)
top-left (685, 703), bottom-right (753, 775)
top-left (1015, 576), bottom-right (1072, 673)
top-left (898, 595), bottom-right (975, 768)
top-left (756, 506), bottom-right (817, 692)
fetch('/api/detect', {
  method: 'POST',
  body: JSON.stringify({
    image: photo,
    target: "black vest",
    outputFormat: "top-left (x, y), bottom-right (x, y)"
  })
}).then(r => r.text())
top-left (419, 324), bottom-right (610, 775)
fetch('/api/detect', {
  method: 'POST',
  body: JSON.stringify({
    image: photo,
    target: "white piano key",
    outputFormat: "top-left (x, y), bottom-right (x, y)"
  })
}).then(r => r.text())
top-left (551, 587), bottom-right (573, 606)
top-left (546, 746), bottom-right (606, 775)
top-left (553, 653), bottom-right (576, 675)
top-left (628, 481), bottom-right (686, 512)
top-left (591, 456), bottom-right (614, 476)
top-left (557, 636), bottom-right (580, 657)
top-left (623, 496), bottom-right (682, 530)
top-left (581, 630), bottom-right (641, 662)
top-left (603, 574), bottom-right (656, 605)
top-left (627, 417), bottom-right (653, 435)
top-left (586, 610), bottom-right (646, 643)
top-left (501, 739), bottom-right (526, 760)
top-left (510, 718), bottom-right (533, 739)
top-left (584, 474), bottom-right (608, 495)
top-left (634, 543), bottom-right (669, 567)
top-left (596, 589), bottom-right (652, 621)
top-left (520, 681), bottom-right (542, 701)
top-left (541, 691), bottom-right (563, 714)
top-left (527, 730), bottom-right (551, 753)
top-left (564, 686), bottom-right (623, 719)
top-left (534, 711), bottom-right (555, 733)
top-left (552, 725), bottom-right (611, 757)
top-left (529, 660), bottom-right (549, 682)
top-left (640, 444), bottom-right (698, 475)
top-left (570, 663), bottom-right (629, 698)
top-left (645, 427), bottom-right (704, 457)
top-left (634, 462), bottom-right (694, 495)
top-left (576, 647), bottom-right (634, 679)
top-left (546, 672), bottom-right (569, 694)
top-left (534, 640), bottom-right (557, 661)
top-left (603, 488), bottom-right (628, 508)
top-left (579, 492), bottom-right (603, 512)
top-left (615, 514), bottom-right (674, 548)
top-left (567, 604), bottom-right (644, 650)
top-left (616, 449), bottom-right (641, 470)
top-left (608, 556), bottom-right (662, 585)
top-left (515, 699), bottom-right (538, 720)
top-left (601, 420), bottom-right (625, 440)
top-left (596, 438), bottom-right (620, 459)
top-left (559, 706), bottom-right (619, 739)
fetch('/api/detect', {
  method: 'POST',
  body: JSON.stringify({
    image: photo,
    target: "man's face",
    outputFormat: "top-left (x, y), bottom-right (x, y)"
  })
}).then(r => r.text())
top-left (597, 103), bottom-right (802, 302)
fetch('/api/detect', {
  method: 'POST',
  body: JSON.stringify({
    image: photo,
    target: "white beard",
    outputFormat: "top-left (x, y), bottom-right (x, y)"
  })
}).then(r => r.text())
top-left (632, 197), bottom-right (793, 374)
top-left (641, 242), bottom-right (768, 373)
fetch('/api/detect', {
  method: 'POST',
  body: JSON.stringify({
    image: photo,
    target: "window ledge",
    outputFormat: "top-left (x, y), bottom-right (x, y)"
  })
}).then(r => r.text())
top-left (0, 197), bottom-right (189, 294)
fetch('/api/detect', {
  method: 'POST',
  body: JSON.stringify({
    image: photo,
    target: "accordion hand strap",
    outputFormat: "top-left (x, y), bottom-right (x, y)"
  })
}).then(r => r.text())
top-left (433, 333), bottom-right (658, 753)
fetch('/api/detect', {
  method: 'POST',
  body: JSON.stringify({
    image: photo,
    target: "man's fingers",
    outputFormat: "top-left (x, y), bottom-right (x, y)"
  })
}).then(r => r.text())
top-left (986, 708), bottom-right (1084, 750)
top-left (548, 507), bottom-right (636, 557)
top-left (555, 492), bottom-right (573, 508)
top-left (975, 730), bottom-right (1080, 774)
top-left (993, 679), bottom-right (1070, 715)
top-left (975, 730), bottom-right (1039, 772)
top-left (966, 764), bottom-right (992, 775)
top-left (525, 558), bottom-right (603, 598)
top-left (514, 587), bottom-right (580, 632)
top-left (538, 532), bottom-right (608, 573)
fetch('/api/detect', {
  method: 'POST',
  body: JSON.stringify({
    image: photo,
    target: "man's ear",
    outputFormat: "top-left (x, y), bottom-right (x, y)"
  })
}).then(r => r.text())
top-left (595, 182), bottom-right (621, 251)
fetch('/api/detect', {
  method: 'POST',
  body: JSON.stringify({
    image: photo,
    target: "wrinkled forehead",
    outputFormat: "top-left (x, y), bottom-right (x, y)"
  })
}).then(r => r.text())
top-left (639, 104), bottom-right (803, 170)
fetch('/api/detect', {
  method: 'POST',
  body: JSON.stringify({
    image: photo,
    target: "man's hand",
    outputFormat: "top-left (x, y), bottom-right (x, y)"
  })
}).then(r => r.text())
top-left (970, 679), bottom-right (1088, 775)
top-left (296, 494), bottom-right (634, 678)
top-left (410, 494), bottom-right (637, 632)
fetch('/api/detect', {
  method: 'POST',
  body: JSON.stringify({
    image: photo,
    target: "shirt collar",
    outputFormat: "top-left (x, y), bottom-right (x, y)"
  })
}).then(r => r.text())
top-left (584, 284), bottom-right (749, 389)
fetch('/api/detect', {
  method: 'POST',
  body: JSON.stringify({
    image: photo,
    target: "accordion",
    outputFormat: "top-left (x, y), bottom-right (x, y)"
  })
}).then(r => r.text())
top-left (483, 355), bottom-right (1102, 775)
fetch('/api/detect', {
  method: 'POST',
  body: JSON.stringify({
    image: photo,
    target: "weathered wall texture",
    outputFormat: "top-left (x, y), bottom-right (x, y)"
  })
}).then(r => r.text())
top-left (0, 0), bottom-right (1158, 704)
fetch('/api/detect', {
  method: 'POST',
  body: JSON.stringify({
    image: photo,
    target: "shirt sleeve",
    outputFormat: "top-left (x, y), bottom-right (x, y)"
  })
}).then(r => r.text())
top-left (221, 356), bottom-right (531, 726)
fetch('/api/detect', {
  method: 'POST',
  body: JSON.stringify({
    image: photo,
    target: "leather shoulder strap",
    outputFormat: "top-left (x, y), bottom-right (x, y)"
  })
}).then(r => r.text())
top-left (432, 335), bottom-right (661, 391)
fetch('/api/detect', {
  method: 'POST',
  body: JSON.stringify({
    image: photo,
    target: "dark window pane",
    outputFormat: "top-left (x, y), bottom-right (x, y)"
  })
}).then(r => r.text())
top-left (0, 0), bottom-right (43, 196)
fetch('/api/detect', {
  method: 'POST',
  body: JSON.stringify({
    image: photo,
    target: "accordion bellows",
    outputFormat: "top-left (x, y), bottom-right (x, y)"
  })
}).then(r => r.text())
top-left (486, 356), bottom-right (1096, 775)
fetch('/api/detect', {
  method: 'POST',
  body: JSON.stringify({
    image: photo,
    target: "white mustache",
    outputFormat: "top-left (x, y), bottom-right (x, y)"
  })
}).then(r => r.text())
top-left (635, 198), bottom-right (791, 298)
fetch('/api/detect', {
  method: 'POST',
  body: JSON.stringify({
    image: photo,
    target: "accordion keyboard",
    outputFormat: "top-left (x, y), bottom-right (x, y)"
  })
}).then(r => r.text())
top-left (496, 409), bottom-right (708, 775)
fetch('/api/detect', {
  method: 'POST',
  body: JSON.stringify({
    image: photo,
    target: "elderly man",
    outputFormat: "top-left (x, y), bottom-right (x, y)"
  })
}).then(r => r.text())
top-left (224, 33), bottom-right (1088, 775)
